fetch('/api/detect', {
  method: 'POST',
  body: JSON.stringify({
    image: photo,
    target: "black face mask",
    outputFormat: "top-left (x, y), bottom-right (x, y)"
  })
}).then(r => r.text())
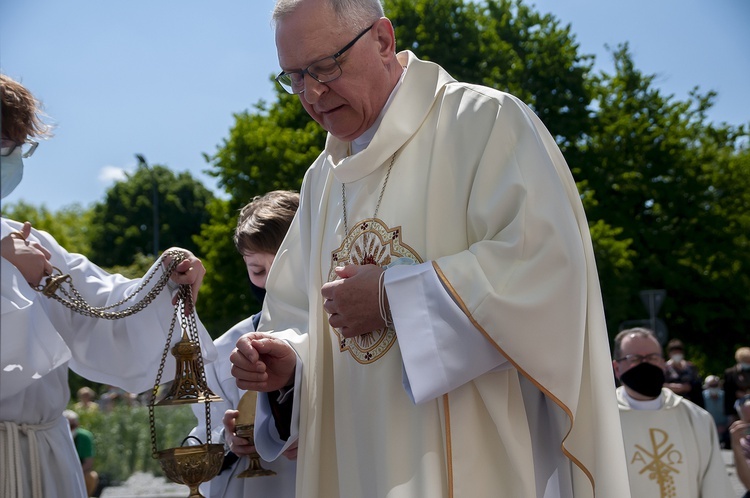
top-left (619, 362), bottom-right (665, 398)
top-left (249, 281), bottom-right (266, 306)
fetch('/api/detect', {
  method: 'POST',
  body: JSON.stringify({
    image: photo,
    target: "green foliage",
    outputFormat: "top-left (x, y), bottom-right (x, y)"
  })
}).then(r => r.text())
top-left (580, 44), bottom-right (750, 373)
top-left (194, 197), bottom-right (261, 338)
top-left (198, 82), bottom-right (323, 335)
top-left (88, 165), bottom-right (214, 267)
top-left (386, 0), bottom-right (594, 150)
top-left (208, 84), bottom-right (324, 202)
top-left (1, 200), bottom-right (93, 254)
top-left (74, 404), bottom-right (198, 484)
top-left (103, 253), bottom-right (159, 280)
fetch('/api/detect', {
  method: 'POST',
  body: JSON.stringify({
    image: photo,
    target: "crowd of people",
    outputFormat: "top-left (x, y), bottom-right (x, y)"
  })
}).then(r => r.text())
top-left (2, 1), bottom-right (747, 497)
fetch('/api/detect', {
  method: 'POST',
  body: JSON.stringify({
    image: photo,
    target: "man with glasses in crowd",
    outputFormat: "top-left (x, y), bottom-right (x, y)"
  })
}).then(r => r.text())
top-left (613, 327), bottom-right (733, 497)
top-left (231, 0), bottom-right (630, 496)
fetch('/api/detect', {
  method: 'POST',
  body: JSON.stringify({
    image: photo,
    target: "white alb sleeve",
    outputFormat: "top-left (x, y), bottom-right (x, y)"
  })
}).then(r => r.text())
top-left (385, 262), bottom-right (511, 404)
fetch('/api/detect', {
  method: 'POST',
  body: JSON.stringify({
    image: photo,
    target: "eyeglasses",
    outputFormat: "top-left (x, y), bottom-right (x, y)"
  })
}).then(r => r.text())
top-left (615, 353), bottom-right (663, 365)
top-left (275, 23), bottom-right (375, 95)
top-left (1, 139), bottom-right (39, 158)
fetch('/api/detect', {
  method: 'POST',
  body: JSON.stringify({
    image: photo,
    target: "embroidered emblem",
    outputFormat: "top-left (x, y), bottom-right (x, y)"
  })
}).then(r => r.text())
top-left (329, 218), bottom-right (422, 364)
top-left (629, 428), bottom-right (682, 498)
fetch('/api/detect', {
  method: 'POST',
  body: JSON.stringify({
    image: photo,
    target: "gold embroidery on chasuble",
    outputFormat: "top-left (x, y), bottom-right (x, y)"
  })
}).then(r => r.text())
top-left (629, 428), bottom-right (682, 498)
top-left (328, 218), bottom-right (422, 364)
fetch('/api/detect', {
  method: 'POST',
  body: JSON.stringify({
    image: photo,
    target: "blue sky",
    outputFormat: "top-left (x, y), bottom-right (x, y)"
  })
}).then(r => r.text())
top-left (1, 0), bottom-right (748, 212)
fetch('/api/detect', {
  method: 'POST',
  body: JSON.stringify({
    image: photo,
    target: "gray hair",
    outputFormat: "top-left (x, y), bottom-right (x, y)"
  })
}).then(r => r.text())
top-left (272, 0), bottom-right (384, 30)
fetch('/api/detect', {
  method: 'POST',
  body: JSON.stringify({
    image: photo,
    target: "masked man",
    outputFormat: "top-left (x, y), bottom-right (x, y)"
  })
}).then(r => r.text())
top-left (613, 327), bottom-right (733, 497)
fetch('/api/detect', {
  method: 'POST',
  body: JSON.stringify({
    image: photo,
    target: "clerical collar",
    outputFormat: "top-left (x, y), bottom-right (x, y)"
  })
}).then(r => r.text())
top-left (350, 66), bottom-right (408, 155)
top-left (623, 389), bottom-right (663, 411)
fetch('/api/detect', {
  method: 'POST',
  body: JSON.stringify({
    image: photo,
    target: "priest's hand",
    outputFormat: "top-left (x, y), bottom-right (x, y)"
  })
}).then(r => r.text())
top-left (321, 264), bottom-right (388, 338)
top-left (1, 221), bottom-right (53, 286)
top-left (231, 332), bottom-right (296, 392)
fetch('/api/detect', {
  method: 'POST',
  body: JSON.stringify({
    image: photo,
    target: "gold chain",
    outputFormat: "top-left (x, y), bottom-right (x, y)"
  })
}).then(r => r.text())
top-left (341, 152), bottom-right (396, 236)
top-left (32, 249), bottom-right (214, 453)
top-left (147, 283), bottom-right (214, 456)
top-left (34, 249), bottom-right (188, 319)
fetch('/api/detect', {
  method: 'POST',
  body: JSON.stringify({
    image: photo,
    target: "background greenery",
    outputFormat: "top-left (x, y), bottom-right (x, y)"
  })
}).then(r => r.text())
top-left (3, 0), bottom-right (748, 455)
top-left (73, 404), bottom-right (198, 485)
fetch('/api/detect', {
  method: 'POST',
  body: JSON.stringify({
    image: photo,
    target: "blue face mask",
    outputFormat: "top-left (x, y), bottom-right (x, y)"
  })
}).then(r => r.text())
top-left (1, 148), bottom-right (24, 199)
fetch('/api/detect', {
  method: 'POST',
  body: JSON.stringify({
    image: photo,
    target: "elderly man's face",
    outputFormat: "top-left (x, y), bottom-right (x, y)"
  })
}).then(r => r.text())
top-left (275, 1), bottom-right (393, 142)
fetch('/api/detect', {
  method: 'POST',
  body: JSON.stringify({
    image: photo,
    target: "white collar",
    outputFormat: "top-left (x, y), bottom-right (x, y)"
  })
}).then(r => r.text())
top-left (351, 66), bottom-right (408, 155)
top-left (623, 389), bottom-right (664, 410)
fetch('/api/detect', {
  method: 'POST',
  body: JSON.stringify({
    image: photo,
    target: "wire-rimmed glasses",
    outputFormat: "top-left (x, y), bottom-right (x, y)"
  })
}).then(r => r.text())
top-left (614, 353), bottom-right (663, 366)
top-left (275, 23), bottom-right (375, 95)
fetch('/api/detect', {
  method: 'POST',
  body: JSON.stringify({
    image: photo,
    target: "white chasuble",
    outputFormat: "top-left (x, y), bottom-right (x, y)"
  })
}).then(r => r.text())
top-left (256, 51), bottom-right (631, 498)
top-left (617, 388), bottom-right (734, 498)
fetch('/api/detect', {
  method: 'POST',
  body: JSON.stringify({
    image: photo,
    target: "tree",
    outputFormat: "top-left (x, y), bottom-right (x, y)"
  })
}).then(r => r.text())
top-left (386, 0), bottom-right (594, 150)
top-left (580, 44), bottom-right (750, 372)
top-left (88, 165), bottom-right (214, 267)
top-left (1, 201), bottom-right (92, 254)
top-left (208, 86), bottom-right (325, 203)
top-left (198, 86), bottom-right (325, 333)
top-left (193, 197), bottom-right (262, 337)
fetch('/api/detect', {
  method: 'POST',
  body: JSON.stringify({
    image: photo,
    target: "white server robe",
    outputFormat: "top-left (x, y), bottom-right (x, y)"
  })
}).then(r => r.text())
top-left (189, 316), bottom-right (296, 498)
top-left (0, 218), bottom-right (215, 498)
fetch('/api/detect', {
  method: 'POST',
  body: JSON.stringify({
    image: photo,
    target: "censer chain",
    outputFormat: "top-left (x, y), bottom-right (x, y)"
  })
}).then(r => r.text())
top-left (34, 249), bottom-right (189, 319)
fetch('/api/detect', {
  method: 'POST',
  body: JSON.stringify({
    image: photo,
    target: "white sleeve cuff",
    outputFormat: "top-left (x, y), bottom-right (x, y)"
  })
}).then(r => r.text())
top-left (385, 262), bottom-right (510, 404)
top-left (254, 352), bottom-right (302, 460)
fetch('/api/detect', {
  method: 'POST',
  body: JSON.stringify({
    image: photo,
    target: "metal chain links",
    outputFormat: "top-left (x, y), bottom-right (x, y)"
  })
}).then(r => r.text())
top-left (34, 248), bottom-right (189, 319)
top-left (149, 293), bottom-right (182, 458)
top-left (29, 248), bottom-right (212, 456)
top-left (147, 284), bottom-right (214, 457)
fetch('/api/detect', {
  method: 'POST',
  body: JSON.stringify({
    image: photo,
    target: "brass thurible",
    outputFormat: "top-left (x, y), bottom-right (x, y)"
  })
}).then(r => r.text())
top-left (146, 270), bottom-right (225, 497)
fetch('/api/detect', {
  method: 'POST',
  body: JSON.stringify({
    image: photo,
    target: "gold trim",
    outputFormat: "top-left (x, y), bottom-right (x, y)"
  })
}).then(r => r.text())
top-left (431, 261), bottom-right (597, 493)
top-left (443, 394), bottom-right (454, 498)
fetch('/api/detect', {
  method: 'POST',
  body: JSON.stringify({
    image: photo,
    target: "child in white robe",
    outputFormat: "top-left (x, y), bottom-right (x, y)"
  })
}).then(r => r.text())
top-left (188, 190), bottom-right (299, 498)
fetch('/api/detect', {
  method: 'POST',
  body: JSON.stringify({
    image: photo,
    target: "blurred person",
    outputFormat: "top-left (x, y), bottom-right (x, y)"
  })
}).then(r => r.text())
top-left (729, 394), bottom-right (750, 497)
top-left (613, 327), bottom-right (733, 497)
top-left (189, 191), bottom-right (299, 498)
top-left (98, 385), bottom-right (139, 413)
top-left (724, 346), bottom-right (750, 426)
top-left (63, 410), bottom-right (99, 497)
top-left (73, 386), bottom-right (99, 414)
top-left (664, 338), bottom-right (704, 407)
top-left (230, 1), bottom-right (631, 496)
top-left (702, 375), bottom-right (729, 448)
top-left (0, 73), bottom-right (215, 498)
